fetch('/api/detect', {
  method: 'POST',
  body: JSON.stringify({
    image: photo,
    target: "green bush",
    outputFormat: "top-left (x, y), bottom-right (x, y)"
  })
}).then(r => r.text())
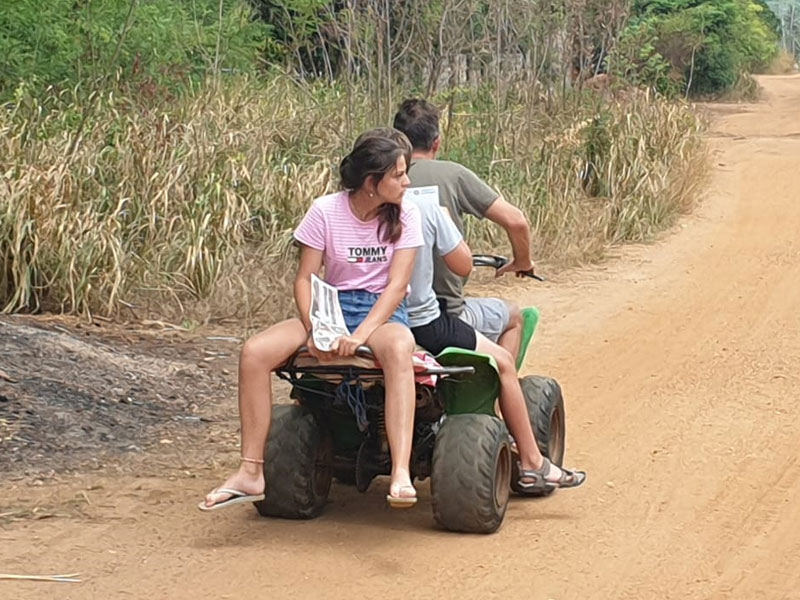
top-left (0, 0), bottom-right (267, 99)
top-left (613, 0), bottom-right (780, 96)
top-left (608, 23), bottom-right (683, 97)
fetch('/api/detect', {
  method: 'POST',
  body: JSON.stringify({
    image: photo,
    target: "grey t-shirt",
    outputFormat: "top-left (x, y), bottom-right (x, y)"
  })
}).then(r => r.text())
top-left (404, 187), bottom-right (463, 328)
top-left (407, 158), bottom-right (499, 315)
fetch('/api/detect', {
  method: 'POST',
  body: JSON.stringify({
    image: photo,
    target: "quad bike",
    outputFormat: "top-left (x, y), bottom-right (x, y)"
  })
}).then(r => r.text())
top-left (256, 255), bottom-right (567, 534)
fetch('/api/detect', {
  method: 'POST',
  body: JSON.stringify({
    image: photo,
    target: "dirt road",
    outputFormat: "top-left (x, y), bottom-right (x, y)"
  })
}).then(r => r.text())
top-left (2, 75), bottom-right (800, 600)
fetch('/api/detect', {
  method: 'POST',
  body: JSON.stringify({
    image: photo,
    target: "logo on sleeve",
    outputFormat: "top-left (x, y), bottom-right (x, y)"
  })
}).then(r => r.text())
top-left (347, 246), bottom-right (388, 263)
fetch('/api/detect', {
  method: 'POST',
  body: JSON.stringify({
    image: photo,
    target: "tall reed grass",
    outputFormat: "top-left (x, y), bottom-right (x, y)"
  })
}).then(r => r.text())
top-left (0, 76), bottom-right (706, 323)
top-left (441, 87), bottom-right (706, 262)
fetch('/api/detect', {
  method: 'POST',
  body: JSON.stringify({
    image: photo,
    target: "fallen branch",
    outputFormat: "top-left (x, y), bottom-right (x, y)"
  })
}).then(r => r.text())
top-left (0, 511), bottom-right (26, 519)
top-left (0, 573), bottom-right (81, 583)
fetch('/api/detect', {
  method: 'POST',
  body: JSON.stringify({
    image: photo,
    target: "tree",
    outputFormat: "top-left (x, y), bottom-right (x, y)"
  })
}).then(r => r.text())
top-left (767, 0), bottom-right (800, 58)
top-left (612, 0), bottom-right (780, 96)
top-left (0, 0), bottom-right (268, 99)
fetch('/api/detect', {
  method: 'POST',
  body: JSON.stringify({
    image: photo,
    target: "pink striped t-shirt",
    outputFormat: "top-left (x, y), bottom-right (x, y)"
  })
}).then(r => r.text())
top-left (294, 191), bottom-right (423, 294)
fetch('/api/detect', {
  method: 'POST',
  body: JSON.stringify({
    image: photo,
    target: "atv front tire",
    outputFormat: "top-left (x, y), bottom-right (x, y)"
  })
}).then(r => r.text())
top-left (254, 405), bottom-right (332, 519)
top-left (511, 375), bottom-right (566, 496)
top-left (431, 414), bottom-right (511, 534)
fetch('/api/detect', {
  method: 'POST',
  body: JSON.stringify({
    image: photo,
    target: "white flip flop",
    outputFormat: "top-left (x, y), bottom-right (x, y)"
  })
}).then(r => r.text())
top-left (386, 484), bottom-right (418, 509)
top-left (198, 488), bottom-right (265, 511)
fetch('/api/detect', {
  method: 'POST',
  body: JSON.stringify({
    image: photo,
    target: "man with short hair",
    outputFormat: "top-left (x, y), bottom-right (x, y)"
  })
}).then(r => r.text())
top-left (393, 98), bottom-right (533, 361)
top-left (399, 171), bottom-right (585, 493)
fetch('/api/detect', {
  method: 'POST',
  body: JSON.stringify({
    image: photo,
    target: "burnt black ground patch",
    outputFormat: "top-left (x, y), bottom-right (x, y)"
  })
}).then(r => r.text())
top-left (0, 317), bottom-right (235, 475)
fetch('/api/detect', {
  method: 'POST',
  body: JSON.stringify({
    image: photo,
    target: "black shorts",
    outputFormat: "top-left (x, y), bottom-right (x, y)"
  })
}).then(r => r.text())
top-left (411, 307), bottom-right (477, 356)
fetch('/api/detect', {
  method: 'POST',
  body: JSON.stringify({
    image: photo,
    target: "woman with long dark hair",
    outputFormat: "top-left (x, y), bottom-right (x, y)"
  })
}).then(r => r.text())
top-left (200, 129), bottom-right (422, 510)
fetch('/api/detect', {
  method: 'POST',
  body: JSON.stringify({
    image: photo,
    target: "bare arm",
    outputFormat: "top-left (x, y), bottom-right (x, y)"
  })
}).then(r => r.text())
top-left (483, 197), bottom-right (533, 275)
top-left (442, 240), bottom-right (473, 277)
top-left (352, 247), bottom-right (417, 342)
top-left (293, 245), bottom-right (324, 332)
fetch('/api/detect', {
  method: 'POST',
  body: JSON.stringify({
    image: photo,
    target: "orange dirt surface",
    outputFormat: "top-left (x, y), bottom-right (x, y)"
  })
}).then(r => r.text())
top-left (2, 75), bottom-right (800, 600)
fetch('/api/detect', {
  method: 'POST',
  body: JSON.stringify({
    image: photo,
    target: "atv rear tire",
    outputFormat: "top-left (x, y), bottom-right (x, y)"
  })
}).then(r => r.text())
top-left (254, 405), bottom-right (332, 519)
top-left (511, 375), bottom-right (566, 497)
top-left (431, 414), bottom-right (511, 534)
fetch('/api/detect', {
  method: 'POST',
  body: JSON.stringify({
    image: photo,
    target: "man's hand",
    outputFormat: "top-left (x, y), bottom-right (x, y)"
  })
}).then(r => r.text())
top-left (332, 334), bottom-right (367, 357)
top-left (496, 258), bottom-right (535, 278)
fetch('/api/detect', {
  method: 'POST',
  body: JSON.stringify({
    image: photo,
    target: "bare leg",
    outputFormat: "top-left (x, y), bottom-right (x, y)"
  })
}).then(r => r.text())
top-left (474, 333), bottom-right (568, 482)
top-left (367, 322), bottom-right (417, 500)
top-left (204, 318), bottom-right (308, 508)
top-left (496, 301), bottom-right (523, 362)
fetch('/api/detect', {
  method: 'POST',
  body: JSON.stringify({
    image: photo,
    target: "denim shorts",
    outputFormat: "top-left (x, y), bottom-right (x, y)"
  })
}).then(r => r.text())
top-left (338, 289), bottom-right (409, 333)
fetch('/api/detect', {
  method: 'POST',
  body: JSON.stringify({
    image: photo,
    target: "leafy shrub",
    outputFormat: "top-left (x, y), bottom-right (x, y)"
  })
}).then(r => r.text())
top-left (612, 0), bottom-right (780, 96)
top-left (608, 22), bottom-right (683, 97)
top-left (0, 0), bottom-right (267, 99)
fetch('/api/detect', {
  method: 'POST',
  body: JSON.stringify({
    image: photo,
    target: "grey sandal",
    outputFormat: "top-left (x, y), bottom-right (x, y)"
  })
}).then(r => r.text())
top-left (517, 457), bottom-right (586, 493)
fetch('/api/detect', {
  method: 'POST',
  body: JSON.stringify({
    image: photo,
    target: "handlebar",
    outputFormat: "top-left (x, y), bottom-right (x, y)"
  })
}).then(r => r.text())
top-left (291, 345), bottom-right (476, 376)
top-left (297, 344), bottom-right (375, 359)
top-left (471, 254), bottom-right (545, 281)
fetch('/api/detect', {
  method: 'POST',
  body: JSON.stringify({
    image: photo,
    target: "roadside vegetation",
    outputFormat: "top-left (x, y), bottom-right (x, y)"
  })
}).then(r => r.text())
top-left (0, 0), bottom-right (782, 323)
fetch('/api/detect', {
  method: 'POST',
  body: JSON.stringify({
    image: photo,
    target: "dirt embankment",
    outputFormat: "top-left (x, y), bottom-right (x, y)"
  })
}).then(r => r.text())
top-left (2, 74), bottom-right (800, 600)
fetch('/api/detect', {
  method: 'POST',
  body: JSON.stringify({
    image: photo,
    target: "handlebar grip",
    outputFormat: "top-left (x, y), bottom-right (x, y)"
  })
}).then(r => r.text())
top-left (472, 254), bottom-right (545, 280)
top-left (520, 270), bottom-right (546, 282)
top-left (472, 254), bottom-right (508, 269)
top-left (355, 345), bottom-right (375, 358)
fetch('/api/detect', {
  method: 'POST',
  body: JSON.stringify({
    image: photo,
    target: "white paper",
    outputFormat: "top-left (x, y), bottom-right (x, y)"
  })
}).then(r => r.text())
top-left (310, 274), bottom-right (350, 351)
top-left (405, 185), bottom-right (440, 205)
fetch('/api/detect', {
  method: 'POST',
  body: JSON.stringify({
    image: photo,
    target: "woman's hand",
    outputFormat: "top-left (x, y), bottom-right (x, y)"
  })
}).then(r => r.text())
top-left (306, 334), bottom-right (335, 362)
top-left (332, 334), bottom-right (366, 357)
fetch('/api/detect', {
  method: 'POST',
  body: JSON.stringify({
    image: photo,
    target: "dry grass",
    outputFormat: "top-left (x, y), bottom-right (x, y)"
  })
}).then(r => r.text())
top-left (0, 77), bottom-right (706, 323)
top-left (712, 73), bottom-right (762, 103)
top-left (765, 50), bottom-right (798, 75)
top-left (447, 88), bottom-right (707, 264)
